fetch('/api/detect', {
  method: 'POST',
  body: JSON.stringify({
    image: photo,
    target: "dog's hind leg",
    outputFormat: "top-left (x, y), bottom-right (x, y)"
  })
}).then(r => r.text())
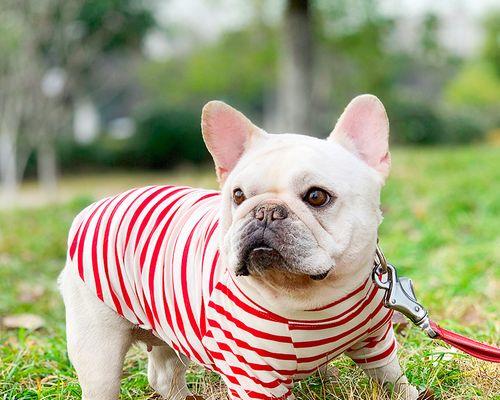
top-left (147, 345), bottom-right (194, 400)
top-left (60, 267), bottom-right (133, 400)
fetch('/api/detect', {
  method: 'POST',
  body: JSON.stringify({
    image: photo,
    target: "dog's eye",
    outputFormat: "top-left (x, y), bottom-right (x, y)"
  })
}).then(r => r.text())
top-left (304, 187), bottom-right (331, 207)
top-left (232, 188), bottom-right (246, 205)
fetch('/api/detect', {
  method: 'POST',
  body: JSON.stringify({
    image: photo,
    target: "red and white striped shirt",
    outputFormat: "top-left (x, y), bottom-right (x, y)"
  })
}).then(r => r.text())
top-left (67, 185), bottom-right (396, 400)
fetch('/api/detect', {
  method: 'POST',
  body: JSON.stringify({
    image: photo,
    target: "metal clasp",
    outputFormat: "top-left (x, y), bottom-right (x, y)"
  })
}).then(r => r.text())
top-left (373, 263), bottom-right (437, 338)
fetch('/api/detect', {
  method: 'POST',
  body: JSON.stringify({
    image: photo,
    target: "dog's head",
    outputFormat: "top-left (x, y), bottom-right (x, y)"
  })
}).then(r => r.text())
top-left (201, 95), bottom-right (390, 307)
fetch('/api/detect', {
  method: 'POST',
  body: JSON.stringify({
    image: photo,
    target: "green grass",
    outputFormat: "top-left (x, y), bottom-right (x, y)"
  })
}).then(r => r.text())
top-left (1, 146), bottom-right (499, 399)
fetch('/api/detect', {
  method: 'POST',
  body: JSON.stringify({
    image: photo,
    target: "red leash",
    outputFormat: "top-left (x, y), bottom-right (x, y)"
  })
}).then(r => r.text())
top-left (429, 321), bottom-right (500, 363)
top-left (373, 245), bottom-right (500, 363)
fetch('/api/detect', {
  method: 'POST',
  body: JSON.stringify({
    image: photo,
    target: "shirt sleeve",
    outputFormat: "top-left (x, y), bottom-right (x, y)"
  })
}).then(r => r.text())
top-left (345, 318), bottom-right (398, 370)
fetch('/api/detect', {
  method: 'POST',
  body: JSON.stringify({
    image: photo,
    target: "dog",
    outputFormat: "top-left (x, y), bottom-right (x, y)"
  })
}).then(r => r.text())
top-left (59, 94), bottom-right (421, 399)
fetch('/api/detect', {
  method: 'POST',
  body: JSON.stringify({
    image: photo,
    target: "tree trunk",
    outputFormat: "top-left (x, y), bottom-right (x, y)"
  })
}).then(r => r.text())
top-left (0, 130), bottom-right (19, 198)
top-left (275, 0), bottom-right (313, 133)
top-left (37, 137), bottom-right (58, 193)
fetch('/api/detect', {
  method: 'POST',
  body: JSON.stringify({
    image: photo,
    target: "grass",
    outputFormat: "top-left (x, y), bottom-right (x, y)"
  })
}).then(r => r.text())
top-left (0, 146), bottom-right (499, 399)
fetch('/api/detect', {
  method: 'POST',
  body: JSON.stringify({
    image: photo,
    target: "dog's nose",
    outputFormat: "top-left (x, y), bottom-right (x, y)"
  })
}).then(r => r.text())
top-left (254, 203), bottom-right (288, 222)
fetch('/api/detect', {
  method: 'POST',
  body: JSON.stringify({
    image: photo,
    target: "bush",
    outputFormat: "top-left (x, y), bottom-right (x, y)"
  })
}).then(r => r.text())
top-left (389, 101), bottom-right (446, 144)
top-left (442, 113), bottom-right (485, 144)
top-left (56, 107), bottom-right (209, 173)
top-left (130, 107), bottom-right (208, 169)
top-left (57, 135), bottom-right (132, 171)
top-left (389, 101), bottom-right (485, 144)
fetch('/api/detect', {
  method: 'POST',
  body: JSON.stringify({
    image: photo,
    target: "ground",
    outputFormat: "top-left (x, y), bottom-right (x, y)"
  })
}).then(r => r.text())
top-left (0, 146), bottom-right (499, 399)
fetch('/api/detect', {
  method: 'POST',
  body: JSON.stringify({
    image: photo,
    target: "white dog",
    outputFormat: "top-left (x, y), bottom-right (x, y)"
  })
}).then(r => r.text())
top-left (60, 95), bottom-right (422, 399)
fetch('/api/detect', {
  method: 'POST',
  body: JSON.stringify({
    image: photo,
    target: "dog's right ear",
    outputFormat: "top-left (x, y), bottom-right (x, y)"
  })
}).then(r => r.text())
top-left (202, 101), bottom-right (263, 184)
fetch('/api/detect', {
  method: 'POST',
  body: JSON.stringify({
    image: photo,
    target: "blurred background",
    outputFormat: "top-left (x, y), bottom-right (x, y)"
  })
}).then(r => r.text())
top-left (0, 0), bottom-right (499, 205)
top-left (1, 1), bottom-right (500, 398)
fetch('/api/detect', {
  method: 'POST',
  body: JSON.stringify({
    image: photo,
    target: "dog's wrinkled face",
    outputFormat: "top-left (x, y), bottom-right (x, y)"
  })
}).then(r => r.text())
top-left (202, 95), bottom-right (391, 305)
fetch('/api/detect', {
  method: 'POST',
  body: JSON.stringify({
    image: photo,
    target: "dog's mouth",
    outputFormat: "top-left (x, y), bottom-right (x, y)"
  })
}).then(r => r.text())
top-left (309, 271), bottom-right (330, 281)
top-left (236, 245), bottom-right (331, 281)
top-left (236, 245), bottom-right (280, 277)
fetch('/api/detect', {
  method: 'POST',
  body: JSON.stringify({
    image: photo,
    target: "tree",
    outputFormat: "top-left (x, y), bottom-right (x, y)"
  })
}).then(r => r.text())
top-left (0, 1), bottom-right (51, 196)
top-left (0, 0), bottom-right (155, 197)
top-left (275, 0), bottom-right (313, 133)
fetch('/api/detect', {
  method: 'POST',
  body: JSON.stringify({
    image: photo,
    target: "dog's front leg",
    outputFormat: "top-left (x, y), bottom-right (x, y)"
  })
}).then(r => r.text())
top-left (346, 325), bottom-right (420, 400)
top-left (361, 356), bottom-right (419, 399)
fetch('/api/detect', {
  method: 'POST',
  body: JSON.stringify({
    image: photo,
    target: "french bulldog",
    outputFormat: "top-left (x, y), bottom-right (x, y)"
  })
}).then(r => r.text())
top-left (59, 95), bottom-right (421, 399)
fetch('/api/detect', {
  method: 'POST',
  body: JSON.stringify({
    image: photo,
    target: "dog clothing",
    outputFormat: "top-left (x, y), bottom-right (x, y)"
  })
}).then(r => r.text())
top-left (68, 185), bottom-right (397, 400)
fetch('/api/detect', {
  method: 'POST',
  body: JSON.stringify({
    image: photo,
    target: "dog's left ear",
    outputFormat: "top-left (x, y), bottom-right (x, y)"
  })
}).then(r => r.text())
top-left (202, 101), bottom-right (263, 184)
top-left (329, 94), bottom-right (390, 179)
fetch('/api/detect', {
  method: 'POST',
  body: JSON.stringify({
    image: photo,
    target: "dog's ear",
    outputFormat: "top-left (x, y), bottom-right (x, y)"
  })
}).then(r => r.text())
top-left (202, 101), bottom-right (263, 184)
top-left (328, 94), bottom-right (390, 179)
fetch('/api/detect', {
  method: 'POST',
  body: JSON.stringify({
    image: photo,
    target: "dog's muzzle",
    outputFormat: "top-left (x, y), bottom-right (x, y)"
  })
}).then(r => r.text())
top-left (236, 246), bottom-right (331, 280)
top-left (235, 242), bottom-right (331, 281)
top-left (234, 201), bottom-right (332, 280)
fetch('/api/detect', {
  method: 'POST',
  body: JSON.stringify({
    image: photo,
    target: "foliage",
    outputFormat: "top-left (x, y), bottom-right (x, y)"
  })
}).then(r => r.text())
top-left (419, 13), bottom-right (441, 60)
top-left (138, 25), bottom-right (278, 115)
top-left (440, 10), bottom-right (500, 135)
top-left (55, 135), bottom-right (132, 172)
top-left (77, 0), bottom-right (155, 51)
top-left (0, 8), bottom-right (25, 58)
top-left (130, 107), bottom-right (208, 169)
top-left (442, 112), bottom-right (486, 144)
top-left (389, 101), bottom-right (485, 145)
top-left (444, 62), bottom-right (500, 109)
top-left (481, 12), bottom-right (500, 76)
top-left (0, 147), bottom-right (499, 399)
top-left (389, 101), bottom-right (445, 145)
top-left (315, 0), bottom-right (397, 100)
top-left (0, 0), bottom-right (156, 193)
top-left (54, 107), bottom-right (208, 172)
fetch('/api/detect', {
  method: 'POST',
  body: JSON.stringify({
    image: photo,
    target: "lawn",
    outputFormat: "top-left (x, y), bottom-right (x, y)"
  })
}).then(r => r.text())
top-left (0, 146), bottom-right (499, 399)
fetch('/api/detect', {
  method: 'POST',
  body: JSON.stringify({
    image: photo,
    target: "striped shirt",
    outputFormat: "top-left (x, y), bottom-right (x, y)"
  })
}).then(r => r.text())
top-left (67, 185), bottom-right (397, 400)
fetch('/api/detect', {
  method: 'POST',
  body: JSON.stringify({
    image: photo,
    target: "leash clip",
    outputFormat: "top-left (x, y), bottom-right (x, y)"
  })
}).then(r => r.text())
top-left (373, 261), bottom-right (437, 338)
